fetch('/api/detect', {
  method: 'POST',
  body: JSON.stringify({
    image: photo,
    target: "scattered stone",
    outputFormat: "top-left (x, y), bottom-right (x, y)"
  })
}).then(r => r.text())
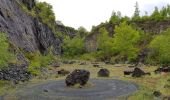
top-left (91, 62), bottom-right (99, 65)
top-left (154, 67), bottom-right (170, 74)
top-left (124, 70), bottom-right (133, 76)
top-left (104, 61), bottom-right (110, 64)
top-left (98, 69), bottom-right (110, 77)
top-left (51, 62), bottom-right (60, 68)
top-left (153, 91), bottom-right (161, 97)
top-left (93, 64), bottom-right (100, 67)
top-left (0, 65), bottom-right (32, 84)
top-left (79, 62), bottom-right (86, 65)
top-left (128, 65), bottom-right (135, 68)
top-left (145, 72), bottom-right (151, 76)
top-left (58, 69), bottom-right (70, 76)
top-left (132, 67), bottom-right (145, 77)
top-left (65, 69), bottom-right (90, 86)
top-left (43, 89), bottom-right (48, 92)
top-left (63, 61), bottom-right (76, 64)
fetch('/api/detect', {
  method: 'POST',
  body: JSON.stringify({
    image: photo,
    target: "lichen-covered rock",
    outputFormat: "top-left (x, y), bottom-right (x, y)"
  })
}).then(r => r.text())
top-left (132, 67), bottom-right (145, 77)
top-left (98, 69), bottom-right (110, 77)
top-left (65, 69), bottom-right (90, 86)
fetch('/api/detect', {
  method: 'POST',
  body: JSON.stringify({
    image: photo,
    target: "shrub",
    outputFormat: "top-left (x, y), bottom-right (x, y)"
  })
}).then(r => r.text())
top-left (149, 28), bottom-right (170, 65)
top-left (97, 27), bottom-right (114, 59)
top-left (26, 52), bottom-right (58, 75)
top-left (113, 22), bottom-right (141, 62)
top-left (62, 36), bottom-right (85, 57)
top-left (0, 33), bottom-right (15, 69)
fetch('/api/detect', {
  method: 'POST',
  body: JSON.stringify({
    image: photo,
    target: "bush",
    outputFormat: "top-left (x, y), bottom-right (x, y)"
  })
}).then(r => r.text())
top-left (0, 33), bottom-right (15, 69)
top-left (62, 36), bottom-right (85, 57)
top-left (97, 27), bottom-right (114, 59)
top-left (26, 52), bottom-right (58, 75)
top-left (35, 2), bottom-right (56, 26)
top-left (149, 28), bottom-right (170, 65)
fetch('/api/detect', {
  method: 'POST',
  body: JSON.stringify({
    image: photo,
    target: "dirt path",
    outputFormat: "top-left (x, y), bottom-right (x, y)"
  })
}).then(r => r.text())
top-left (1, 79), bottom-right (138, 100)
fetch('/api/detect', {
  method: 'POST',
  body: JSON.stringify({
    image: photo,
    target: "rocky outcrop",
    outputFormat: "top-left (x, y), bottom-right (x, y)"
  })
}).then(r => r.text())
top-left (0, 0), bottom-right (61, 55)
top-left (85, 23), bottom-right (115, 52)
top-left (132, 20), bottom-right (170, 34)
top-left (85, 20), bottom-right (170, 52)
top-left (56, 24), bottom-right (77, 38)
top-left (65, 69), bottom-right (90, 86)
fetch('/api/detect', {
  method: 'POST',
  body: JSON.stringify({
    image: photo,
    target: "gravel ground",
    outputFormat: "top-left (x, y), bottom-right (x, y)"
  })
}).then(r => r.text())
top-left (1, 79), bottom-right (138, 100)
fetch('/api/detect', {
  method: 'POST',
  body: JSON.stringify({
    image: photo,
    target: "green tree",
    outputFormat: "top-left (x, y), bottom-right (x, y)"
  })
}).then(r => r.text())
top-left (149, 28), bottom-right (170, 65)
top-left (132, 2), bottom-right (140, 21)
top-left (160, 6), bottom-right (168, 20)
top-left (78, 26), bottom-right (88, 38)
top-left (0, 33), bottom-right (15, 69)
top-left (113, 22), bottom-right (141, 62)
top-left (62, 36), bottom-right (85, 57)
top-left (151, 7), bottom-right (161, 21)
top-left (97, 27), bottom-right (114, 59)
top-left (109, 11), bottom-right (121, 24)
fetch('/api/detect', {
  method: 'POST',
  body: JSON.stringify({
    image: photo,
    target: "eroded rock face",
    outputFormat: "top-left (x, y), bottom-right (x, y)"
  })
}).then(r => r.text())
top-left (98, 69), bottom-right (110, 77)
top-left (65, 69), bottom-right (90, 86)
top-left (0, 0), bottom-right (61, 55)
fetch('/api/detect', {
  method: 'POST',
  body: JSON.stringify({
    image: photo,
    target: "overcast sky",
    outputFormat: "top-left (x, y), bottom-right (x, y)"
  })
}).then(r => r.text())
top-left (38, 0), bottom-right (170, 31)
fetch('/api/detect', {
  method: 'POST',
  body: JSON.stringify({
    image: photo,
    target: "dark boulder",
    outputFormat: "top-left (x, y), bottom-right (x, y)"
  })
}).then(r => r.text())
top-left (58, 69), bottom-right (70, 76)
top-left (98, 69), bottom-right (110, 77)
top-left (155, 67), bottom-right (170, 74)
top-left (153, 91), bottom-right (161, 97)
top-left (65, 69), bottom-right (90, 86)
top-left (124, 70), bottom-right (133, 76)
top-left (132, 67), bottom-right (145, 77)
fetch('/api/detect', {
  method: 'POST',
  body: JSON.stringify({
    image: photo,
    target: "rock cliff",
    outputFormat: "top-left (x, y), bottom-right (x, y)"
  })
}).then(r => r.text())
top-left (0, 0), bottom-right (61, 55)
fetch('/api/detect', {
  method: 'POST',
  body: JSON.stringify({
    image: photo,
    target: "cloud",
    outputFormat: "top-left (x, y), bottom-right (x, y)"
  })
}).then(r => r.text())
top-left (38, 0), bottom-right (170, 31)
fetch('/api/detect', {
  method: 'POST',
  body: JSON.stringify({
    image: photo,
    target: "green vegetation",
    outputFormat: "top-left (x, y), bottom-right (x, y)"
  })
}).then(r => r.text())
top-left (25, 52), bottom-right (57, 76)
top-left (113, 22), bottom-right (141, 62)
top-left (96, 27), bottom-right (114, 59)
top-left (0, 33), bottom-right (15, 69)
top-left (149, 28), bottom-right (170, 65)
top-left (62, 35), bottom-right (85, 58)
top-left (35, 2), bottom-right (56, 28)
top-left (132, 2), bottom-right (140, 21)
